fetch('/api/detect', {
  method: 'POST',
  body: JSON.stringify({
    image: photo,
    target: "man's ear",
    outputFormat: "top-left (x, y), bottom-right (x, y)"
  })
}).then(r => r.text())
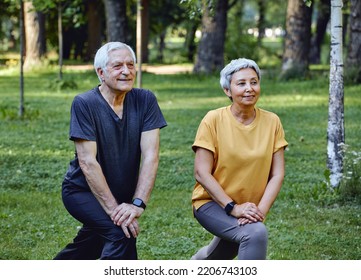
top-left (96, 67), bottom-right (104, 81)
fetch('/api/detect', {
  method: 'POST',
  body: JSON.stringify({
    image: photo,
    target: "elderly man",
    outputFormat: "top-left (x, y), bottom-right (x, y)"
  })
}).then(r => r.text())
top-left (54, 42), bottom-right (167, 260)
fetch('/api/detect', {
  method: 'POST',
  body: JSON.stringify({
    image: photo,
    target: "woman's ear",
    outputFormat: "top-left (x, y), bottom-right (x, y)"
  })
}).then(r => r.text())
top-left (223, 88), bottom-right (231, 98)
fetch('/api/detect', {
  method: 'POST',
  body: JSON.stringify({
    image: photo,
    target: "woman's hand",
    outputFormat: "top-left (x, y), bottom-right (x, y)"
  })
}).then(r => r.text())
top-left (232, 202), bottom-right (265, 224)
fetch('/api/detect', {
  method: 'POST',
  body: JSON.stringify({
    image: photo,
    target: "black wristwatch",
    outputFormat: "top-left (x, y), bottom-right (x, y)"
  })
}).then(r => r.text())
top-left (224, 201), bottom-right (236, 216)
top-left (132, 198), bottom-right (146, 210)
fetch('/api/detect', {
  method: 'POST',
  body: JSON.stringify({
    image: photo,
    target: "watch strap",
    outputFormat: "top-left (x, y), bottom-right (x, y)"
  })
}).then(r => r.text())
top-left (132, 198), bottom-right (146, 210)
top-left (224, 201), bottom-right (236, 216)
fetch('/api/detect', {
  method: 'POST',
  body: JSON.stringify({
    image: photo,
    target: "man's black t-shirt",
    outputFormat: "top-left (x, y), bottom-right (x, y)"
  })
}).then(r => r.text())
top-left (63, 87), bottom-right (167, 203)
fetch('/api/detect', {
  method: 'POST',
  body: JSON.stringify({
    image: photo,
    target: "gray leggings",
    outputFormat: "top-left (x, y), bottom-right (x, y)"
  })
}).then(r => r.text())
top-left (192, 201), bottom-right (268, 260)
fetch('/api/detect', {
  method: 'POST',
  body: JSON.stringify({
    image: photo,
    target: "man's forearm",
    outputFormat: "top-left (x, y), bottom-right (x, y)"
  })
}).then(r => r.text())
top-left (133, 155), bottom-right (159, 204)
top-left (81, 159), bottom-right (118, 215)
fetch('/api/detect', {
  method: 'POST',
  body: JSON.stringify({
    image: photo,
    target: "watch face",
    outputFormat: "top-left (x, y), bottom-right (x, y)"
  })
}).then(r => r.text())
top-left (133, 198), bottom-right (146, 209)
top-left (133, 198), bottom-right (142, 207)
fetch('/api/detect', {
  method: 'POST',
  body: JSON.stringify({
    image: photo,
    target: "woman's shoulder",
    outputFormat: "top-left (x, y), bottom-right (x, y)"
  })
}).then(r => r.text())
top-left (257, 108), bottom-right (283, 126)
top-left (204, 106), bottom-right (229, 119)
top-left (258, 107), bottom-right (280, 119)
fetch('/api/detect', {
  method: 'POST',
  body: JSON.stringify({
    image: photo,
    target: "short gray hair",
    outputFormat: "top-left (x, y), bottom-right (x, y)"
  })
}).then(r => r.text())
top-left (220, 58), bottom-right (261, 90)
top-left (94, 42), bottom-right (136, 82)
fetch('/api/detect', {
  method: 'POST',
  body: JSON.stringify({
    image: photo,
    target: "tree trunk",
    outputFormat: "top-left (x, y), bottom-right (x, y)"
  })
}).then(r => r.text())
top-left (141, 0), bottom-right (149, 63)
top-left (103, 0), bottom-right (128, 43)
top-left (157, 30), bottom-right (166, 62)
top-left (281, 0), bottom-right (312, 79)
top-left (346, 0), bottom-right (361, 83)
top-left (38, 11), bottom-right (46, 57)
top-left (136, 0), bottom-right (143, 88)
top-left (23, 1), bottom-right (43, 69)
top-left (309, 0), bottom-right (330, 64)
top-left (184, 20), bottom-right (199, 62)
top-left (19, 0), bottom-right (25, 118)
top-left (257, 0), bottom-right (266, 46)
top-left (193, 0), bottom-right (228, 74)
top-left (58, 3), bottom-right (63, 80)
top-left (342, 0), bottom-right (350, 46)
top-left (327, 0), bottom-right (345, 188)
top-left (86, 0), bottom-right (103, 61)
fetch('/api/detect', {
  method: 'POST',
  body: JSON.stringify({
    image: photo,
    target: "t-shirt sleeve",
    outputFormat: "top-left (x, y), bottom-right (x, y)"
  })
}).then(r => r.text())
top-left (142, 90), bottom-right (167, 132)
top-left (274, 116), bottom-right (288, 152)
top-left (69, 96), bottom-right (96, 141)
top-left (192, 112), bottom-right (216, 153)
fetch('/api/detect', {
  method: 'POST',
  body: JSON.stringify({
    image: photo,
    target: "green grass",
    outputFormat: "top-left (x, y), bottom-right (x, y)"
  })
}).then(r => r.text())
top-left (0, 66), bottom-right (360, 260)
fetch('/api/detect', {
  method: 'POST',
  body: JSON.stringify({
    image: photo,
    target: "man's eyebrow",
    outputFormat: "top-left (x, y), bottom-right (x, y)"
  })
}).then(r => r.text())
top-left (109, 60), bottom-right (134, 66)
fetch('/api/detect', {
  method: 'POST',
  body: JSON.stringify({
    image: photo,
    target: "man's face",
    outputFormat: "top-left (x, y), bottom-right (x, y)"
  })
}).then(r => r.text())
top-left (102, 48), bottom-right (136, 94)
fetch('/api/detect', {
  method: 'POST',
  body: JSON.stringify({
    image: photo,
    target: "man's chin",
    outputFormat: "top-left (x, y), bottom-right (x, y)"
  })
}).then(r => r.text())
top-left (117, 84), bottom-right (134, 92)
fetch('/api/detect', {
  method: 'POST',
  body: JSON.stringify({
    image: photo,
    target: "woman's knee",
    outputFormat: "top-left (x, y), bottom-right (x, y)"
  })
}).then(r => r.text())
top-left (240, 222), bottom-right (268, 243)
top-left (236, 223), bottom-right (268, 260)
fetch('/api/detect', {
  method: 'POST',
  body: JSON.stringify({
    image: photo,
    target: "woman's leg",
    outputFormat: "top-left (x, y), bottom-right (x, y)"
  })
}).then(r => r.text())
top-left (192, 201), bottom-right (268, 260)
top-left (191, 236), bottom-right (238, 260)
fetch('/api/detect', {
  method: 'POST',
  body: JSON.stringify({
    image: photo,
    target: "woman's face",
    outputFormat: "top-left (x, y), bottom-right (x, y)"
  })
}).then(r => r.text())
top-left (224, 68), bottom-right (260, 108)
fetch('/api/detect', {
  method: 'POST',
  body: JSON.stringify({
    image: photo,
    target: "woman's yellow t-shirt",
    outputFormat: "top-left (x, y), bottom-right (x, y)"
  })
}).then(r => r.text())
top-left (192, 105), bottom-right (288, 209)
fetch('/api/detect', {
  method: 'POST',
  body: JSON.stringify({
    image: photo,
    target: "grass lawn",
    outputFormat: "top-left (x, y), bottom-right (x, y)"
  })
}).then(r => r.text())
top-left (0, 66), bottom-right (360, 260)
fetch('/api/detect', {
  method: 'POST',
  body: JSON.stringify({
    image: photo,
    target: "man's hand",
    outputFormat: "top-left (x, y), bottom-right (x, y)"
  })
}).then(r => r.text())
top-left (110, 203), bottom-right (144, 238)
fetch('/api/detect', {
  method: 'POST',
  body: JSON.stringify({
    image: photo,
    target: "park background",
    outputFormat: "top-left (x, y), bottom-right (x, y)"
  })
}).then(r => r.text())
top-left (0, 0), bottom-right (360, 259)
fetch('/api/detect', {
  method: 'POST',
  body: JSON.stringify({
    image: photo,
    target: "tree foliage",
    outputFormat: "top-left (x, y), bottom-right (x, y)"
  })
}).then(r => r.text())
top-left (0, 0), bottom-right (359, 78)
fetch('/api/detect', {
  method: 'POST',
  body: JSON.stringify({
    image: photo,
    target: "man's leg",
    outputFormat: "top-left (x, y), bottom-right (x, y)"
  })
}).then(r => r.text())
top-left (54, 227), bottom-right (104, 259)
top-left (100, 236), bottom-right (137, 260)
top-left (55, 186), bottom-right (137, 260)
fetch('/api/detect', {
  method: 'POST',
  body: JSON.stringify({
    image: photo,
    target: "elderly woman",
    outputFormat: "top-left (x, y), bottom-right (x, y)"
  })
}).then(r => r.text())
top-left (191, 58), bottom-right (288, 260)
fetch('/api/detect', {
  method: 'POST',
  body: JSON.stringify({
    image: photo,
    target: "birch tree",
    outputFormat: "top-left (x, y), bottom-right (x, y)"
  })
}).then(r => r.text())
top-left (327, 0), bottom-right (344, 187)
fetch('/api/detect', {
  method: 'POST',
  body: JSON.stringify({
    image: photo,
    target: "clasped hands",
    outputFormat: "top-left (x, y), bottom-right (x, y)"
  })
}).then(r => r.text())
top-left (231, 202), bottom-right (265, 225)
top-left (110, 203), bottom-right (144, 238)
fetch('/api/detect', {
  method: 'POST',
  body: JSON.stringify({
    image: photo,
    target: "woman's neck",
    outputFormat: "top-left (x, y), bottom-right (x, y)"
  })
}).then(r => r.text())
top-left (230, 105), bottom-right (256, 125)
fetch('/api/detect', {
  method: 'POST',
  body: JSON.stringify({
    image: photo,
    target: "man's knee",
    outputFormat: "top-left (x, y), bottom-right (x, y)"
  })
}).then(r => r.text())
top-left (101, 237), bottom-right (137, 260)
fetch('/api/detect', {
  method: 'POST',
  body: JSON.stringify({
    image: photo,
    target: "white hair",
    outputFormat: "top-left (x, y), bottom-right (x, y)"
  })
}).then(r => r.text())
top-left (220, 58), bottom-right (261, 90)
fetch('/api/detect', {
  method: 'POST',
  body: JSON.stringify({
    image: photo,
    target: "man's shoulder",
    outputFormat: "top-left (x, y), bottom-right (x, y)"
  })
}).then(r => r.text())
top-left (127, 88), bottom-right (158, 106)
top-left (72, 88), bottom-right (100, 108)
top-left (129, 88), bottom-right (153, 98)
top-left (75, 87), bottom-right (99, 100)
